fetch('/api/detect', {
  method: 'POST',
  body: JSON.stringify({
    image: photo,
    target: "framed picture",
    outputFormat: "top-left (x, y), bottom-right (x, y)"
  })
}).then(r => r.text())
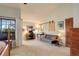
top-left (58, 21), bottom-right (64, 29)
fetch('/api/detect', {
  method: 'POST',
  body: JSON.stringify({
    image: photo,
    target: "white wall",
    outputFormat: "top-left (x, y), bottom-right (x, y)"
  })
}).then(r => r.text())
top-left (73, 4), bottom-right (79, 28)
top-left (0, 6), bottom-right (22, 46)
top-left (16, 18), bottom-right (22, 46)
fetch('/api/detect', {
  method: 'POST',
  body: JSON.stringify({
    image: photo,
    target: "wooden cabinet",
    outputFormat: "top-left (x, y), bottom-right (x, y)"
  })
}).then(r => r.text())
top-left (70, 28), bottom-right (79, 56)
top-left (65, 17), bottom-right (73, 47)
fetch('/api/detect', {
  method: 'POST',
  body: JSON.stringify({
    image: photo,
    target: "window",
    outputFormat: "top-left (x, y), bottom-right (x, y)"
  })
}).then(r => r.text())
top-left (0, 20), bottom-right (1, 32)
top-left (0, 18), bottom-right (16, 41)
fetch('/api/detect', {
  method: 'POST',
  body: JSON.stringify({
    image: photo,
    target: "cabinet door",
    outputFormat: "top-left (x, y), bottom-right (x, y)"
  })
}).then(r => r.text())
top-left (65, 17), bottom-right (73, 47)
top-left (70, 28), bottom-right (79, 56)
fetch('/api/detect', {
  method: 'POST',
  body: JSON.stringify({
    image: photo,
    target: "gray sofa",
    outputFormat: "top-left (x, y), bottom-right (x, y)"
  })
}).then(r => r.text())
top-left (40, 34), bottom-right (57, 44)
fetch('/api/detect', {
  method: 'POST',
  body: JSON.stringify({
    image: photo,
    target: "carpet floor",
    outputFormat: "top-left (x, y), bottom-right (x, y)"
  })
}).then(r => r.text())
top-left (11, 39), bottom-right (70, 56)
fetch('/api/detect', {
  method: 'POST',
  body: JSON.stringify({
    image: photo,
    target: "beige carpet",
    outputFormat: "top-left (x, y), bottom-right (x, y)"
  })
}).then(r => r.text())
top-left (11, 39), bottom-right (70, 56)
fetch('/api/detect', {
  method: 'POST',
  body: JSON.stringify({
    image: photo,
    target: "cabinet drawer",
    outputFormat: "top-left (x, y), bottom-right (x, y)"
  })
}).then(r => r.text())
top-left (71, 40), bottom-right (79, 49)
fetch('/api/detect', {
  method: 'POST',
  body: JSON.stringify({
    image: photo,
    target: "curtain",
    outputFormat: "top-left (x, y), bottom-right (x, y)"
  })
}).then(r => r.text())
top-left (48, 21), bottom-right (55, 32)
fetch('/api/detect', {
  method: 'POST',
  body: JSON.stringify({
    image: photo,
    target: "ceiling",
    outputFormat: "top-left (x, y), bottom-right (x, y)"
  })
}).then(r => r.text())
top-left (0, 3), bottom-right (62, 23)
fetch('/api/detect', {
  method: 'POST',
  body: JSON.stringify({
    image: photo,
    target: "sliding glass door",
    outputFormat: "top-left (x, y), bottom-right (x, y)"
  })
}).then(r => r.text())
top-left (0, 18), bottom-right (16, 41)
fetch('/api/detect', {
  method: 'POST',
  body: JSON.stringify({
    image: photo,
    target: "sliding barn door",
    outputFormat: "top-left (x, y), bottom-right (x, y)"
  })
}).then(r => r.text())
top-left (65, 17), bottom-right (73, 47)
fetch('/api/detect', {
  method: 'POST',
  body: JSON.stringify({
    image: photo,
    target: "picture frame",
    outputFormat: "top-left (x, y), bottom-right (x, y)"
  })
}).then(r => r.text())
top-left (58, 21), bottom-right (64, 29)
